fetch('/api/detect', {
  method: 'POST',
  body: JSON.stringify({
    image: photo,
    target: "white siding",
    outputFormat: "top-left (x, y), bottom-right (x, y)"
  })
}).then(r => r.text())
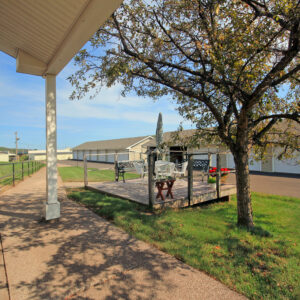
top-left (97, 150), bottom-right (106, 162)
top-left (274, 157), bottom-right (300, 174)
top-left (90, 150), bottom-right (97, 161)
top-left (107, 151), bottom-right (114, 163)
top-left (193, 154), bottom-right (208, 160)
top-left (248, 158), bottom-right (261, 171)
top-left (192, 150), bottom-right (262, 171)
top-left (77, 151), bottom-right (84, 160)
top-left (118, 153), bottom-right (129, 161)
top-left (226, 153), bottom-right (263, 171)
top-left (83, 150), bottom-right (88, 160)
top-left (73, 151), bottom-right (77, 160)
top-left (227, 152), bottom-right (299, 174)
top-left (227, 153), bottom-right (261, 171)
top-left (227, 154), bottom-right (235, 169)
top-left (211, 154), bottom-right (216, 167)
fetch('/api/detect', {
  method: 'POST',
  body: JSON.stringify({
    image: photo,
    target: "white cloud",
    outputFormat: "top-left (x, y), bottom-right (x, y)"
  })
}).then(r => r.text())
top-left (57, 100), bottom-right (183, 125)
top-left (0, 76), bottom-right (44, 102)
top-left (57, 82), bottom-right (152, 108)
top-left (56, 81), bottom-right (188, 126)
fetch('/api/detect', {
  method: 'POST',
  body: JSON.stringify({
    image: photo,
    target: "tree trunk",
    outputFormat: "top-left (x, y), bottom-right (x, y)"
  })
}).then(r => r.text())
top-left (233, 145), bottom-right (254, 229)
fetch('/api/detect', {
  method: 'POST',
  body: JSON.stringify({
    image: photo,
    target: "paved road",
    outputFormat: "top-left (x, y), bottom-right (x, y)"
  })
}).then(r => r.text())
top-left (0, 168), bottom-right (246, 300)
top-left (227, 173), bottom-right (300, 198)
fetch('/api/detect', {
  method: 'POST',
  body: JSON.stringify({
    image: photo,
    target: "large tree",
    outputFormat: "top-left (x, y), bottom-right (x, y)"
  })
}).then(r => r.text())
top-left (69, 0), bottom-right (300, 228)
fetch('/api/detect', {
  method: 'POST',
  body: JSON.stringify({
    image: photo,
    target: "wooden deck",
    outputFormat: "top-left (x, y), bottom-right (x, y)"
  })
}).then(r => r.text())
top-left (87, 178), bottom-right (236, 209)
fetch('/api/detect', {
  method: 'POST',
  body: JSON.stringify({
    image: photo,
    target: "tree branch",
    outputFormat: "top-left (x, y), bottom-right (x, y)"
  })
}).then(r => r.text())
top-left (241, 0), bottom-right (291, 29)
top-left (246, 20), bottom-right (299, 109)
top-left (271, 64), bottom-right (300, 86)
top-left (252, 118), bottom-right (278, 144)
top-left (250, 113), bottom-right (300, 129)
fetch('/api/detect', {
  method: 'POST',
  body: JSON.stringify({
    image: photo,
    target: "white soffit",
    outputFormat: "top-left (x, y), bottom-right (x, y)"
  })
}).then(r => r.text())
top-left (0, 0), bottom-right (123, 76)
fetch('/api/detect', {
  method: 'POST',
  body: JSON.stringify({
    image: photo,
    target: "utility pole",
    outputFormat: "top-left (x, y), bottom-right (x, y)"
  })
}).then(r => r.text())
top-left (15, 131), bottom-right (20, 161)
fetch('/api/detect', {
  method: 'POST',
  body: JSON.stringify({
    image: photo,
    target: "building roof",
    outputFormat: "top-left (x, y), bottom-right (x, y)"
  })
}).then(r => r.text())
top-left (144, 120), bottom-right (300, 149)
top-left (73, 136), bottom-right (153, 151)
top-left (73, 120), bottom-right (300, 152)
top-left (143, 129), bottom-right (197, 148)
top-left (0, 0), bottom-right (123, 76)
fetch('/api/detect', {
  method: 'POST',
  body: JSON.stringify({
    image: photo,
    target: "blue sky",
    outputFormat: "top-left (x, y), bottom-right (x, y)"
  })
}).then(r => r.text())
top-left (0, 51), bottom-right (193, 150)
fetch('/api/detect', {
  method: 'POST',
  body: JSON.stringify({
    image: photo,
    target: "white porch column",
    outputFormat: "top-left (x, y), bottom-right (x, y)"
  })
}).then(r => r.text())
top-left (44, 74), bottom-right (60, 220)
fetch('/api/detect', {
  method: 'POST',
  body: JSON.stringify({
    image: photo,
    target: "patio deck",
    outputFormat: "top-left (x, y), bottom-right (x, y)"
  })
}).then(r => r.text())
top-left (88, 178), bottom-right (236, 209)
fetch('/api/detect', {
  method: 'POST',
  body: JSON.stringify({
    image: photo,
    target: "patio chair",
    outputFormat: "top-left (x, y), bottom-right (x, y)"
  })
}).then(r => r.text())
top-left (193, 159), bottom-right (210, 182)
top-left (115, 160), bottom-right (143, 182)
top-left (155, 160), bottom-right (175, 180)
top-left (174, 161), bottom-right (188, 177)
top-left (133, 161), bottom-right (147, 178)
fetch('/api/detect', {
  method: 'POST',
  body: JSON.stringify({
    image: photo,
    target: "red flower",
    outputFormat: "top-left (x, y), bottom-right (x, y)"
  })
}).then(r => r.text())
top-left (209, 167), bottom-right (230, 176)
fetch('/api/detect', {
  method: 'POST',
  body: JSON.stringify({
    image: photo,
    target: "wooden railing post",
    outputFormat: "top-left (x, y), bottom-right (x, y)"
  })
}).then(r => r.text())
top-left (22, 162), bottom-right (24, 180)
top-left (148, 152), bottom-right (155, 208)
top-left (207, 152), bottom-right (211, 183)
top-left (114, 153), bottom-right (118, 181)
top-left (216, 153), bottom-right (221, 199)
top-left (84, 155), bottom-right (88, 188)
top-left (188, 154), bottom-right (193, 206)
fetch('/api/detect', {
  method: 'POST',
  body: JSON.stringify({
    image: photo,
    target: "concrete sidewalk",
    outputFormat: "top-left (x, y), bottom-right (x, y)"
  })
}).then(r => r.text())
top-left (0, 168), bottom-right (246, 300)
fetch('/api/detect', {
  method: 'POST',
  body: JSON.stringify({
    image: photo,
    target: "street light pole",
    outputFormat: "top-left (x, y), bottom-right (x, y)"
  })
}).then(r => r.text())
top-left (15, 131), bottom-right (20, 161)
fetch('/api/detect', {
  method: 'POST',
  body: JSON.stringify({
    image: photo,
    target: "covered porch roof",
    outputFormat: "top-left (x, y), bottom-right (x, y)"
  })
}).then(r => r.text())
top-left (0, 0), bottom-right (122, 76)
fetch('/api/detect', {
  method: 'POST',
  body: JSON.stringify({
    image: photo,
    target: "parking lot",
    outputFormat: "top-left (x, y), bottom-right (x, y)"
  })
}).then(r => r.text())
top-left (227, 172), bottom-right (300, 198)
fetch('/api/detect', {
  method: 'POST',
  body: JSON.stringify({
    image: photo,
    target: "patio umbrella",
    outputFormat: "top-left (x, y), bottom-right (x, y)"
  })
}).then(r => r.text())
top-left (155, 112), bottom-right (164, 160)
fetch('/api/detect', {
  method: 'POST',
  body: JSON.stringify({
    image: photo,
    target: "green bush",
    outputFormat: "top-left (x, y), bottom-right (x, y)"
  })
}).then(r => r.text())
top-left (208, 177), bottom-right (216, 183)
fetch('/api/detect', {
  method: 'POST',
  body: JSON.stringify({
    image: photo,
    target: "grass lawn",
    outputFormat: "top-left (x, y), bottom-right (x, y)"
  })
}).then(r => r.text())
top-left (0, 161), bottom-right (42, 186)
top-left (58, 166), bottom-right (140, 182)
top-left (67, 188), bottom-right (300, 300)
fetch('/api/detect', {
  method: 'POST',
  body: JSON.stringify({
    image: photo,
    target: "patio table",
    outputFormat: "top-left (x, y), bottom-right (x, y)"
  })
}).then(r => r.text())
top-left (155, 178), bottom-right (176, 201)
